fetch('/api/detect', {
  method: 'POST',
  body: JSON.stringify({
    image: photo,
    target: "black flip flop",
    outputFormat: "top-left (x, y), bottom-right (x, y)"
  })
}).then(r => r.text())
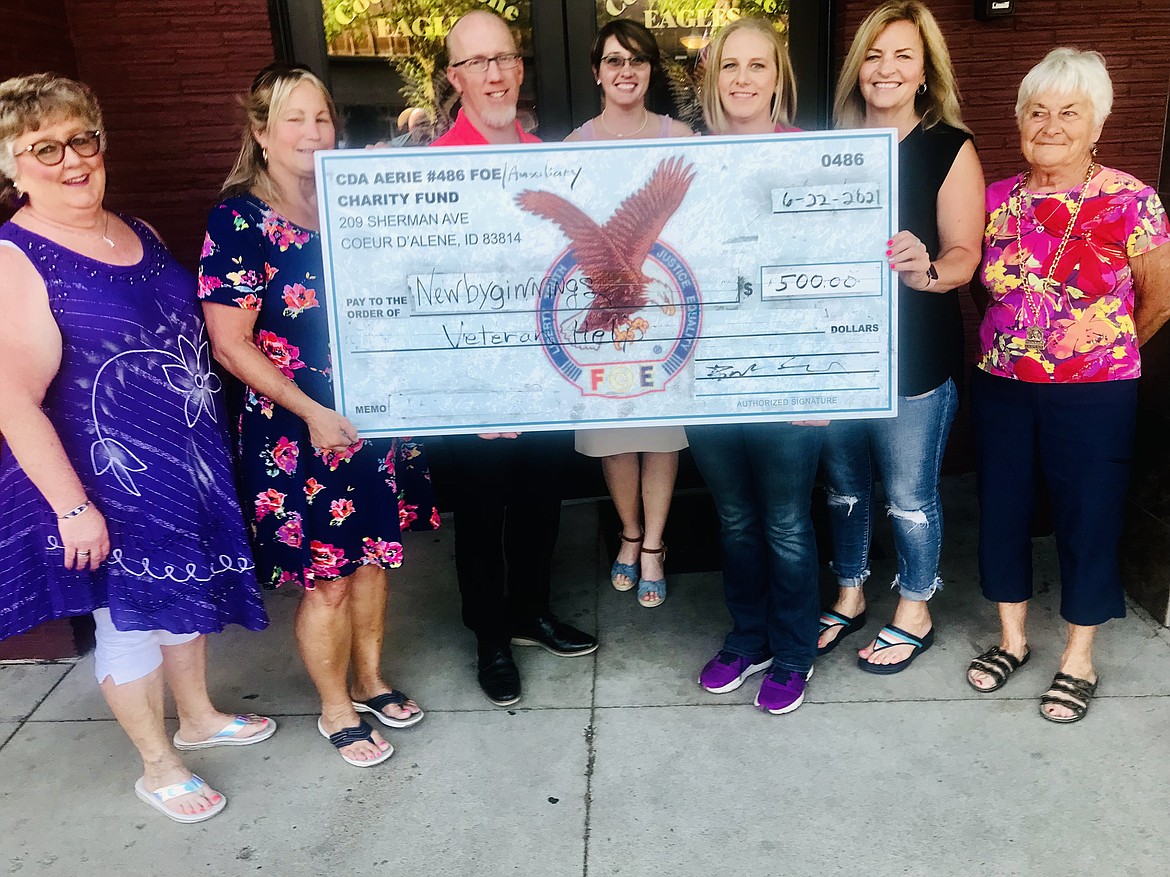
top-left (352, 690), bottom-right (425, 729)
top-left (857, 624), bottom-right (934, 675)
top-left (818, 609), bottom-right (867, 656)
top-left (317, 717), bottom-right (393, 767)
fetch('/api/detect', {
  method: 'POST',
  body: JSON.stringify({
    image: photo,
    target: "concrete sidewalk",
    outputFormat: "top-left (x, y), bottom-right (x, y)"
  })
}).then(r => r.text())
top-left (3, 474), bottom-right (1170, 877)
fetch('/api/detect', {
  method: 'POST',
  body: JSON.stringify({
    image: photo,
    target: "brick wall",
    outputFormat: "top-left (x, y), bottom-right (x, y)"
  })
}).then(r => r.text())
top-left (834, 0), bottom-right (1170, 193)
top-left (0, 1), bottom-right (77, 81)
top-left (834, 0), bottom-right (1170, 474)
top-left (64, 0), bottom-right (277, 265)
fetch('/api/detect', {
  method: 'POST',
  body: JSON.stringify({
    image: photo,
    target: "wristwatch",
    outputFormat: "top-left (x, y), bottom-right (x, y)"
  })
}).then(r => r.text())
top-left (926, 262), bottom-right (939, 287)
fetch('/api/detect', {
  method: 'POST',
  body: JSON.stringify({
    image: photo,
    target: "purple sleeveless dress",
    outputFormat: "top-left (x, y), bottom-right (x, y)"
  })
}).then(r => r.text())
top-left (0, 218), bottom-right (268, 638)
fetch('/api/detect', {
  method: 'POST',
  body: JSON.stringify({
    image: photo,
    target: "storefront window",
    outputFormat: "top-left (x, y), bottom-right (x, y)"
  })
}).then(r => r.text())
top-left (319, 1), bottom-right (535, 145)
top-left (595, 1), bottom-right (789, 129)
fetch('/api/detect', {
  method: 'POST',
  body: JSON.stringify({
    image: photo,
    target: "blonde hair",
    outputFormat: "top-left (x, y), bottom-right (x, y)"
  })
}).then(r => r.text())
top-left (0, 73), bottom-right (104, 206)
top-left (220, 65), bottom-right (338, 202)
top-left (833, 1), bottom-right (967, 132)
top-left (1016, 48), bottom-right (1112, 128)
top-left (701, 17), bottom-right (797, 134)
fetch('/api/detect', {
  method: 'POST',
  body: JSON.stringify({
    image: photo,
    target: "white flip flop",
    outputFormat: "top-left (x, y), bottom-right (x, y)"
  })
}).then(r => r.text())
top-left (351, 691), bottom-right (424, 729)
top-left (317, 717), bottom-right (393, 768)
top-left (173, 714), bottom-right (277, 750)
top-left (134, 774), bottom-right (226, 824)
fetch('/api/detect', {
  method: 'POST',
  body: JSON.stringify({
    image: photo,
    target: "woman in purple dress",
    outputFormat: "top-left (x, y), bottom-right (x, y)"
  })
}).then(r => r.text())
top-left (0, 74), bottom-right (271, 823)
top-left (199, 65), bottom-right (438, 768)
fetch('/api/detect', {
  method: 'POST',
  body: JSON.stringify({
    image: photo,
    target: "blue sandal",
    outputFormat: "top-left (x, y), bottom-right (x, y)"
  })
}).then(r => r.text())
top-left (637, 545), bottom-right (667, 608)
top-left (317, 717), bottom-right (393, 767)
top-left (352, 690), bottom-right (424, 729)
top-left (611, 532), bottom-right (642, 592)
top-left (857, 624), bottom-right (934, 675)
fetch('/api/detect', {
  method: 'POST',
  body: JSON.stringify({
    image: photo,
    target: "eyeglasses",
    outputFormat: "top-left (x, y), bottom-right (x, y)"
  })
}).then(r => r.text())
top-left (449, 52), bottom-right (523, 73)
top-left (13, 130), bottom-right (102, 167)
top-left (600, 54), bottom-right (652, 71)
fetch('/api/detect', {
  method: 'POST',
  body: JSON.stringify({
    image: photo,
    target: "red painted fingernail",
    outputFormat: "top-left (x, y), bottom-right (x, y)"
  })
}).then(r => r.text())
top-left (889, 263), bottom-right (896, 269)
top-left (885, 249), bottom-right (892, 256)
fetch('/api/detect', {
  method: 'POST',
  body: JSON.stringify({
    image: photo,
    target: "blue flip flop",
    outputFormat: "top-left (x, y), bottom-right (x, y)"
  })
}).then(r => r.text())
top-left (817, 609), bottom-right (867, 656)
top-left (317, 718), bottom-right (393, 768)
top-left (352, 690), bottom-right (424, 729)
top-left (857, 624), bottom-right (934, 675)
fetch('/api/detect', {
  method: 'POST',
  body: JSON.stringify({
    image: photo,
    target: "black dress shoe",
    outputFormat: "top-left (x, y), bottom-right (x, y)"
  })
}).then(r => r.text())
top-left (510, 615), bottom-right (599, 657)
top-left (477, 645), bottom-right (521, 706)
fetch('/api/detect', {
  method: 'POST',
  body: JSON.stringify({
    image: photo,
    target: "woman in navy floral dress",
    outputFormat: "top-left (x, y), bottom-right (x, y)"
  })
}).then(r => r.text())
top-left (199, 65), bottom-right (436, 768)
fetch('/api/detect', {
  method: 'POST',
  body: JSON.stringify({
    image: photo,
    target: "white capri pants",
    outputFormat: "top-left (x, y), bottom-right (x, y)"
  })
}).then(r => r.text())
top-left (93, 607), bottom-right (200, 685)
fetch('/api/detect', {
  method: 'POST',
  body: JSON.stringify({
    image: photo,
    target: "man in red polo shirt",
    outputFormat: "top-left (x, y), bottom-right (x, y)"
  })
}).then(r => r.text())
top-left (429, 10), bottom-right (598, 708)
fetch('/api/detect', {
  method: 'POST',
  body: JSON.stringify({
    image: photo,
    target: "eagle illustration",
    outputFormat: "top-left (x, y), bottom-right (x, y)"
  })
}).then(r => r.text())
top-left (516, 156), bottom-right (696, 350)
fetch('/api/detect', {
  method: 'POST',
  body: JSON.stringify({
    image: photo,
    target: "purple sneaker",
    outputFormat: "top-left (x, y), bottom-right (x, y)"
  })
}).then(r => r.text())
top-left (754, 666), bottom-right (814, 715)
top-left (698, 650), bottom-right (773, 694)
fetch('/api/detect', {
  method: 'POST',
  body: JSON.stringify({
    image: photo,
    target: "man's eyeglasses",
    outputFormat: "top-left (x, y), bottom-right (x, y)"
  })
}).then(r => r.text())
top-left (600, 54), bottom-right (652, 71)
top-left (449, 52), bottom-right (523, 73)
top-left (13, 130), bottom-right (102, 167)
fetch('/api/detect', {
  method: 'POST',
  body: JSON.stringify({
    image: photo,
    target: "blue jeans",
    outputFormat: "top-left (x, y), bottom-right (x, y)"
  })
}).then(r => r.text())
top-left (686, 422), bottom-right (823, 675)
top-left (821, 378), bottom-right (958, 601)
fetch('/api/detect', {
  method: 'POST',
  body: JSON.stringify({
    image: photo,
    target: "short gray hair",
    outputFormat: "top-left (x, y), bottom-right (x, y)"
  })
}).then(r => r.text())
top-left (1015, 48), bottom-right (1113, 128)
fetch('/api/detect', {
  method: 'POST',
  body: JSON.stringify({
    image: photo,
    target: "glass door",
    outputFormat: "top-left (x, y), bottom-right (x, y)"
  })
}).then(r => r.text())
top-left (565, 1), bottom-right (832, 131)
top-left (280, 1), bottom-right (557, 145)
top-left (275, 0), bottom-right (831, 143)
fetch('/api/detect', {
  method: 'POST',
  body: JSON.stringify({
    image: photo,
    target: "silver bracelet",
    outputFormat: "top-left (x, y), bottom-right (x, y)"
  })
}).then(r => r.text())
top-left (58, 500), bottom-right (91, 520)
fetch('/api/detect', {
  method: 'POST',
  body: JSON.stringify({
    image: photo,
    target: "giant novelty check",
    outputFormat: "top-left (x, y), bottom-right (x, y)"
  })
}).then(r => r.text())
top-left (316, 131), bottom-right (899, 437)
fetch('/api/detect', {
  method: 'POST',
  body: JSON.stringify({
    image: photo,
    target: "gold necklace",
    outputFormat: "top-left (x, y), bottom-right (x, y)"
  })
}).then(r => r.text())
top-left (26, 206), bottom-right (115, 248)
top-left (1011, 162), bottom-right (1095, 353)
top-left (598, 108), bottom-right (650, 138)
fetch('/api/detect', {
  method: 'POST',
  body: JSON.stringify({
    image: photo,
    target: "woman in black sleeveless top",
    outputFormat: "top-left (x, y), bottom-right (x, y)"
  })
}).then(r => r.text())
top-left (817, 1), bottom-right (985, 673)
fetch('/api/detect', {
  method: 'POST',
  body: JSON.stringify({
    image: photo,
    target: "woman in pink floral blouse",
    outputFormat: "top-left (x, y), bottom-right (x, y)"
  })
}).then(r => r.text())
top-left (199, 65), bottom-right (437, 765)
top-left (967, 49), bottom-right (1170, 723)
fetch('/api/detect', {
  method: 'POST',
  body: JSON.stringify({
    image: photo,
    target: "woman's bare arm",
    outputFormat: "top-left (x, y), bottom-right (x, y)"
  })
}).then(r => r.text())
top-left (1133, 241), bottom-right (1170, 346)
top-left (0, 247), bottom-right (109, 569)
top-left (891, 140), bottom-right (986, 293)
top-left (201, 301), bottom-right (356, 451)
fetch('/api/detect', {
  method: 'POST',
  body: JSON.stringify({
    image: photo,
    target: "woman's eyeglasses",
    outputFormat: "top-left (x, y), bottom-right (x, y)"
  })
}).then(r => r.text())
top-left (13, 130), bottom-right (102, 167)
top-left (600, 54), bottom-right (652, 70)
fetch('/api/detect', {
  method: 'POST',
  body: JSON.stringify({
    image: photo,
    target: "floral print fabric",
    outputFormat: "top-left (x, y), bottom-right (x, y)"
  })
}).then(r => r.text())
top-left (977, 165), bottom-right (1170, 383)
top-left (198, 194), bottom-right (437, 588)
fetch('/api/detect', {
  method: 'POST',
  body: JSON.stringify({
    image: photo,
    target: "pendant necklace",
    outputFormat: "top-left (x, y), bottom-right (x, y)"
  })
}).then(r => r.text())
top-left (26, 207), bottom-right (116, 248)
top-left (1011, 162), bottom-right (1095, 353)
top-left (598, 108), bottom-right (650, 138)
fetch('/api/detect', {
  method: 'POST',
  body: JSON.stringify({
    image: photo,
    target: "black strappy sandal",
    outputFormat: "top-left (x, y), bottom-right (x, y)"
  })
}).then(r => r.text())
top-left (1039, 672), bottom-right (1098, 724)
top-left (966, 646), bottom-right (1030, 692)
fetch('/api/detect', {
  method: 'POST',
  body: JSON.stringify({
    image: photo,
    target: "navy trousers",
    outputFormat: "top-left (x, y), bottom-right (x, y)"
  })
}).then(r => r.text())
top-left (971, 368), bottom-right (1137, 626)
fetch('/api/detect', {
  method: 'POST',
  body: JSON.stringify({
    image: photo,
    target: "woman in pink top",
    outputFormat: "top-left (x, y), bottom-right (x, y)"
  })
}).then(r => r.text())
top-left (967, 48), bottom-right (1170, 722)
top-left (567, 19), bottom-right (692, 609)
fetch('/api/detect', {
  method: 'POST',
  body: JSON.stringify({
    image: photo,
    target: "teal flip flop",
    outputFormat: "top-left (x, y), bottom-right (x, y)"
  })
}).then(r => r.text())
top-left (858, 624), bottom-right (934, 675)
top-left (817, 609), bottom-right (867, 655)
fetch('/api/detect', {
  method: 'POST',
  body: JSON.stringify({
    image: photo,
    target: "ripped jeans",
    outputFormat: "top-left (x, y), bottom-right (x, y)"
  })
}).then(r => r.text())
top-left (820, 378), bottom-right (958, 601)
